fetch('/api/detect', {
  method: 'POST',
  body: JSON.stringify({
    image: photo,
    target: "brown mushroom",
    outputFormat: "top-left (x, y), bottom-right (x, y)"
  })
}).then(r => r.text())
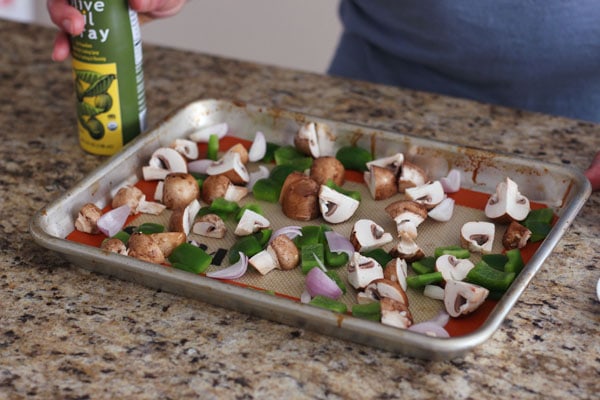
top-left (364, 165), bottom-right (398, 200)
top-left (75, 203), bottom-right (103, 234)
top-left (502, 220), bottom-right (532, 249)
top-left (358, 278), bottom-right (409, 306)
top-left (192, 214), bottom-right (226, 238)
top-left (269, 235), bottom-right (299, 270)
top-left (347, 252), bottom-right (384, 290)
top-left (460, 221), bottom-right (495, 254)
top-left (100, 238), bottom-right (128, 255)
top-left (149, 232), bottom-right (186, 258)
top-left (405, 180), bottom-right (446, 210)
top-left (444, 280), bottom-right (489, 317)
top-left (169, 200), bottom-right (201, 234)
top-left (112, 185), bottom-right (166, 215)
top-left (380, 297), bottom-right (413, 329)
top-left (280, 174), bottom-right (320, 221)
top-left (127, 232), bottom-right (165, 264)
top-left (227, 143), bottom-right (249, 164)
top-left (200, 174), bottom-right (231, 205)
top-left (309, 156), bottom-right (345, 186)
top-left (398, 161), bottom-right (428, 192)
top-left (385, 200), bottom-right (428, 238)
top-left (162, 173), bottom-right (200, 210)
top-left (349, 219), bottom-right (393, 252)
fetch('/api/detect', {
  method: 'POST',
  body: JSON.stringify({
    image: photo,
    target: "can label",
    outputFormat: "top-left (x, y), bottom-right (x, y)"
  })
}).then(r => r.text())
top-left (70, 0), bottom-right (146, 155)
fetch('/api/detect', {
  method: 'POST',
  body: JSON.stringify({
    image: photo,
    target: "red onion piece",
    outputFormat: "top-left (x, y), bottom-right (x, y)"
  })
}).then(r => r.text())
top-left (269, 226), bottom-right (302, 243)
top-left (206, 252), bottom-right (248, 280)
top-left (430, 311), bottom-right (450, 327)
top-left (408, 321), bottom-right (450, 338)
top-left (187, 159), bottom-right (214, 174)
top-left (248, 131), bottom-right (267, 162)
top-left (324, 231), bottom-right (354, 257)
top-left (305, 266), bottom-right (342, 299)
top-left (440, 169), bottom-right (461, 193)
top-left (300, 289), bottom-right (312, 304)
top-left (97, 205), bottom-right (130, 237)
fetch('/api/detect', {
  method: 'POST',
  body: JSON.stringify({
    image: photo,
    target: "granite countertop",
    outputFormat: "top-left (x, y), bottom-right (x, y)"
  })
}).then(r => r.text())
top-left (1, 21), bottom-right (599, 399)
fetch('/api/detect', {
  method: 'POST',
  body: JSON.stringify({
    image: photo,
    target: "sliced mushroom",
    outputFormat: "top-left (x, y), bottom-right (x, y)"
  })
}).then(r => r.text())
top-left (349, 219), bottom-right (393, 252)
top-left (112, 185), bottom-right (166, 215)
top-left (75, 203), bottom-right (103, 234)
top-left (347, 252), bottom-right (384, 290)
top-left (314, 122), bottom-right (336, 157)
top-left (358, 278), bottom-right (409, 306)
top-left (389, 235), bottom-right (425, 263)
top-left (364, 165), bottom-right (398, 200)
top-left (444, 280), bottom-right (489, 318)
top-left (405, 180), bottom-right (446, 209)
top-left (366, 153), bottom-right (404, 176)
top-left (398, 161), bottom-right (428, 192)
top-left (385, 200), bottom-right (428, 238)
top-left (224, 184), bottom-right (249, 203)
top-left (249, 248), bottom-right (279, 275)
top-left (169, 199), bottom-right (201, 234)
top-left (294, 122), bottom-right (321, 158)
top-left (205, 151), bottom-right (249, 185)
top-left (162, 173), bottom-right (200, 210)
top-left (309, 156), bottom-right (345, 186)
top-left (200, 174), bottom-right (231, 205)
top-left (502, 220), bottom-right (532, 250)
top-left (380, 297), bottom-right (413, 329)
top-left (142, 147), bottom-right (188, 181)
top-left (435, 254), bottom-right (475, 282)
top-left (227, 143), bottom-right (249, 165)
top-left (383, 258), bottom-right (408, 291)
top-left (318, 185), bottom-right (360, 224)
top-left (460, 221), bottom-right (495, 254)
top-left (100, 238), bottom-right (128, 255)
top-left (280, 174), bottom-right (320, 221)
top-left (484, 177), bottom-right (531, 222)
top-left (170, 138), bottom-right (199, 160)
top-left (234, 209), bottom-right (271, 236)
top-left (149, 232), bottom-right (186, 258)
top-left (192, 213), bottom-right (226, 238)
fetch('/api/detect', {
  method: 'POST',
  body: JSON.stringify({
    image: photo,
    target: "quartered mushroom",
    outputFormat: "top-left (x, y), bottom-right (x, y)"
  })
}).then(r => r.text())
top-left (295, 121), bottom-right (336, 158)
top-left (502, 220), bottom-right (532, 250)
top-left (366, 153), bottom-right (404, 177)
top-left (192, 213), bottom-right (226, 238)
top-left (364, 164), bottom-right (398, 200)
top-left (112, 185), bottom-right (166, 215)
top-left (349, 219), bottom-right (393, 252)
top-left (435, 254), bottom-right (475, 281)
top-left (405, 180), bottom-right (446, 209)
top-left (385, 200), bottom-right (428, 239)
top-left (142, 147), bottom-right (188, 181)
top-left (280, 173), bottom-right (320, 221)
top-left (390, 235), bottom-right (425, 263)
top-left (249, 235), bottom-right (299, 275)
top-left (127, 231), bottom-right (185, 264)
top-left (347, 252), bottom-right (384, 290)
top-left (205, 151), bottom-right (249, 185)
top-left (460, 221), bottom-right (495, 254)
top-left (383, 258), bottom-right (408, 291)
top-left (169, 199), bottom-right (201, 234)
top-left (318, 185), bottom-right (360, 224)
top-left (227, 143), bottom-right (249, 165)
top-left (170, 138), bottom-right (199, 160)
top-left (444, 280), bottom-right (489, 318)
top-left (162, 173), bottom-right (200, 210)
top-left (484, 177), bottom-right (531, 222)
top-left (100, 238), bottom-right (128, 255)
top-left (309, 156), bottom-right (345, 186)
top-left (75, 203), bottom-right (103, 234)
top-left (398, 161), bottom-right (428, 192)
top-left (380, 297), bottom-right (413, 329)
top-left (357, 278), bottom-right (409, 306)
top-left (234, 209), bottom-right (271, 236)
top-left (200, 174), bottom-right (248, 204)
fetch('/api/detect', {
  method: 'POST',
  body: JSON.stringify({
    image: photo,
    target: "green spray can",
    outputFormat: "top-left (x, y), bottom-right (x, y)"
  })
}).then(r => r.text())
top-left (70, 0), bottom-right (146, 155)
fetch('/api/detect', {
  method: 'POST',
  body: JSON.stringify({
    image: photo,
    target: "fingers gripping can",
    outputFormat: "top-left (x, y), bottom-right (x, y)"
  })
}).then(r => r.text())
top-left (70, 0), bottom-right (147, 155)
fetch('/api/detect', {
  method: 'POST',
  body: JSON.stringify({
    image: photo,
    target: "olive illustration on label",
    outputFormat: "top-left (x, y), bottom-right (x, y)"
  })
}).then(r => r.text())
top-left (74, 69), bottom-right (117, 140)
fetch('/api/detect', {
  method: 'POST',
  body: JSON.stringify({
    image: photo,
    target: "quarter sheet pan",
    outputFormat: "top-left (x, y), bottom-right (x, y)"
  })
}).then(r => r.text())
top-left (30, 99), bottom-right (591, 360)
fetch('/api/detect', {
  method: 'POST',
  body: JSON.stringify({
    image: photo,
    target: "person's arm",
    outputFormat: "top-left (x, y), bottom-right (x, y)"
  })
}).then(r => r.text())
top-left (585, 152), bottom-right (600, 191)
top-left (47, 0), bottom-right (186, 61)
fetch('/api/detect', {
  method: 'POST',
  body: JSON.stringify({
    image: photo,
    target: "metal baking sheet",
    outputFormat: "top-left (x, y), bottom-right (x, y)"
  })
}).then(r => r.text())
top-left (30, 99), bottom-right (591, 360)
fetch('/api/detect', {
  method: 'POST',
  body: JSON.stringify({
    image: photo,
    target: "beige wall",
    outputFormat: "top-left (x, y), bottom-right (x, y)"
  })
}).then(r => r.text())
top-left (33, 1), bottom-right (343, 74)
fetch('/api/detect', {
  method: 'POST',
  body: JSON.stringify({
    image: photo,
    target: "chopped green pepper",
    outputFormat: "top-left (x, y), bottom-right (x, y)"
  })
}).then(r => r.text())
top-left (411, 256), bottom-right (436, 275)
top-left (406, 271), bottom-right (443, 289)
top-left (252, 228), bottom-right (273, 248)
top-left (274, 145), bottom-right (313, 170)
top-left (309, 295), bottom-right (347, 314)
top-left (169, 243), bottom-right (213, 274)
top-left (252, 178), bottom-right (281, 203)
top-left (481, 254), bottom-right (509, 271)
top-left (434, 245), bottom-right (470, 259)
top-left (134, 222), bottom-right (165, 234)
top-left (208, 197), bottom-right (240, 219)
top-left (301, 243), bottom-right (325, 274)
top-left (522, 220), bottom-right (552, 242)
top-left (324, 180), bottom-right (361, 202)
top-left (324, 246), bottom-right (349, 268)
top-left (352, 302), bottom-right (381, 321)
top-left (361, 248), bottom-right (393, 268)
top-left (524, 207), bottom-right (554, 224)
top-left (260, 141), bottom-right (280, 163)
top-left (504, 249), bottom-right (524, 275)
top-left (269, 164), bottom-right (303, 184)
top-left (207, 133), bottom-right (219, 160)
top-left (465, 260), bottom-right (516, 292)
top-left (110, 230), bottom-right (130, 244)
top-left (335, 146), bottom-right (373, 172)
top-left (326, 270), bottom-right (347, 294)
top-left (229, 236), bottom-right (263, 263)
top-left (294, 225), bottom-right (325, 248)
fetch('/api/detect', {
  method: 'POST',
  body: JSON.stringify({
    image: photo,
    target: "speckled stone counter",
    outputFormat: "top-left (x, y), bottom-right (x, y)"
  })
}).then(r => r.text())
top-left (1, 21), bottom-right (599, 399)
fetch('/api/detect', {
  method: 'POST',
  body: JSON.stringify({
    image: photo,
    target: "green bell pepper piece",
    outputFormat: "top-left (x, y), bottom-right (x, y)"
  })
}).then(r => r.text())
top-left (361, 248), bottom-right (393, 268)
top-left (411, 256), bottom-right (436, 275)
top-left (406, 271), bottom-right (443, 289)
top-left (352, 302), bottom-right (381, 321)
top-left (207, 133), bottom-right (219, 160)
top-left (229, 235), bottom-right (263, 263)
top-left (169, 243), bottom-right (213, 274)
top-left (481, 254), bottom-right (509, 271)
top-left (335, 146), bottom-right (373, 172)
top-left (134, 222), bottom-right (165, 234)
top-left (252, 178), bottom-right (281, 203)
top-left (434, 245), bottom-right (470, 259)
top-left (466, 261), bottom-right (516, 292)
top-left (309, 295), bottom-right (347, 314)
top-left (504, 249), bottom-right (524, 274)
top-left (301, 243), bottom-right (325, 274)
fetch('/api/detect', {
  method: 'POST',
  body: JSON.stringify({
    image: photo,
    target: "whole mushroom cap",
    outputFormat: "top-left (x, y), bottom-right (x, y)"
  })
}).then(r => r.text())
top-left (163, 173), bottom-right (200, 210)
top-left (280, 174), bottom-right (320, 221)
top-left (310, 156), bottom-right (345, 186)
top-left (201, 174), bottom-right (232, 205)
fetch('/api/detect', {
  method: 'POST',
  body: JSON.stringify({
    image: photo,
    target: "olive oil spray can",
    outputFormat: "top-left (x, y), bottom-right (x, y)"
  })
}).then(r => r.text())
top-left (70, 0), bottom-right (147, 155)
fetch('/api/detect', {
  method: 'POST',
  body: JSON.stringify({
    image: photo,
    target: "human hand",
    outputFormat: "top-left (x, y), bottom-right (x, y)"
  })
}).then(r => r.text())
top-left (584, 151), bottom-right (600, 192)
top-left (47, 0), bottom-right (186, 61)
